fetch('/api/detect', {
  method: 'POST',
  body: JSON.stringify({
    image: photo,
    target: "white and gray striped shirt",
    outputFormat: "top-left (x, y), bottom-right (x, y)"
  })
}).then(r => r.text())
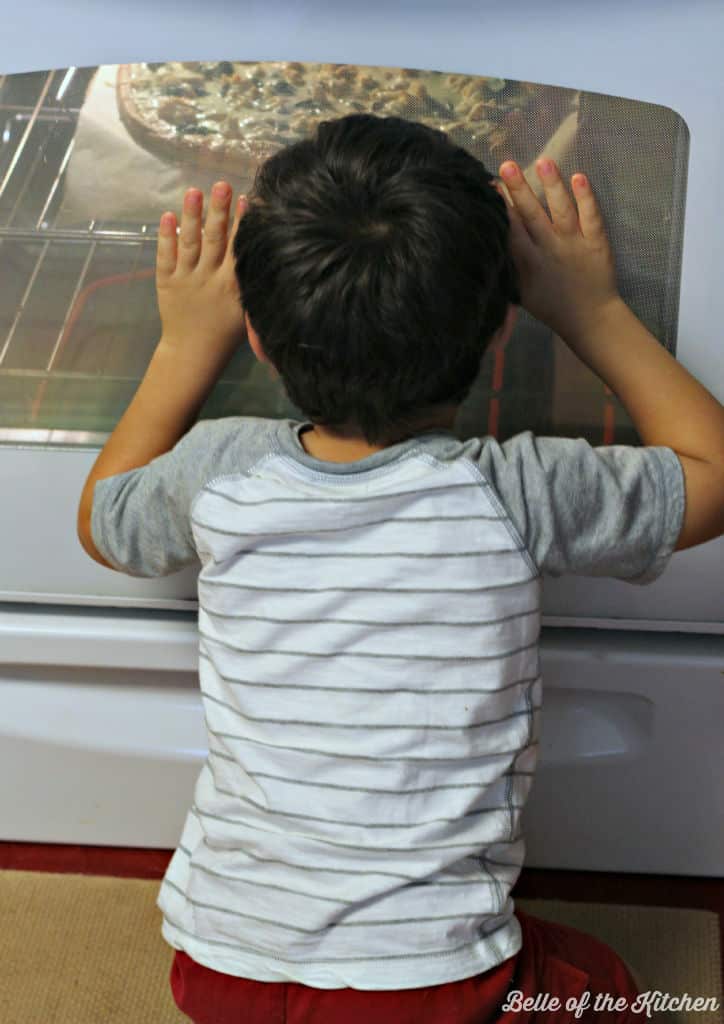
top-left (91, 416), bottom-right (684, 989)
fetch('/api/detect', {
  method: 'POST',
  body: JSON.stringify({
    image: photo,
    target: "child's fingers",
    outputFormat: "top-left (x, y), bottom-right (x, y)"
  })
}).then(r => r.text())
top-left (498, 161), bottom-right (556, 246)
top-left (156, 211), bottom-right (178, 280)
top-left (177, 188), bottom-right (203, 273)
top-left (533, 158), bottom-right (580, 235)
top-left (571, 174), bottom-right (607, 243)
top-left (225, 194), bottom-right (249, 263)
top-left (199, 181), bottom-right (233, 270)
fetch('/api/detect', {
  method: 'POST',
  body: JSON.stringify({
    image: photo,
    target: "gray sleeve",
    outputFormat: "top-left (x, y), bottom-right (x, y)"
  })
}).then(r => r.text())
top-left (90, 416), bottom-right (276, 577)
top-left (474, 430), bottom-right (686, 584)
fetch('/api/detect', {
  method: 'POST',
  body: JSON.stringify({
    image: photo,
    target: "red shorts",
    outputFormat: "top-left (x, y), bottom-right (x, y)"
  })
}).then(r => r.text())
top-left (169, 908), bottom-right (641, 1023)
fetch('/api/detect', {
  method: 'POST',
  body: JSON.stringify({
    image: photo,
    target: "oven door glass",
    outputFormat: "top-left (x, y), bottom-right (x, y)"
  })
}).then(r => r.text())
top-left (0, 63), bottom-right (688, 448)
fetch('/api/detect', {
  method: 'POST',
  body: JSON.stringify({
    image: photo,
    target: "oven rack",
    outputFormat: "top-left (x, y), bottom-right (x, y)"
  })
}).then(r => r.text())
top-left (0, 67), bottom-right (176, 450)
top-left (0, 69), bottom-right (159, 231)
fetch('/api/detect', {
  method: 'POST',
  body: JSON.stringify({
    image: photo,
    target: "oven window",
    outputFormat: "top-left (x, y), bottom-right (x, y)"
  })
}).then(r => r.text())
top-left (0, 63), bottom-right (688, 448)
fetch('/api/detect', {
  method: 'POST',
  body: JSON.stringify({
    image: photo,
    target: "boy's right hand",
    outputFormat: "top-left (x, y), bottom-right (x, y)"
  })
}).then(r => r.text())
top-left (494, 159), bottom-right (622, 343)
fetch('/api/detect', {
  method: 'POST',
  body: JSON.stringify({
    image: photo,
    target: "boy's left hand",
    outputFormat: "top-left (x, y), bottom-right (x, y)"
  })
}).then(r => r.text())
top-left (156, 182), bottom-right (248, 360)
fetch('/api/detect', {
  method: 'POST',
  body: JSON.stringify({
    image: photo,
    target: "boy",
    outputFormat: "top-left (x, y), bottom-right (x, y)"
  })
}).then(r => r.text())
top-left (77, 114), bottom-right (724, 1022)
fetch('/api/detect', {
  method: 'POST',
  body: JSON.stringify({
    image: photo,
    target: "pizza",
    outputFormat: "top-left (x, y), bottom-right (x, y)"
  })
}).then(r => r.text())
top-left (116, 61), bottom-right (552, 177)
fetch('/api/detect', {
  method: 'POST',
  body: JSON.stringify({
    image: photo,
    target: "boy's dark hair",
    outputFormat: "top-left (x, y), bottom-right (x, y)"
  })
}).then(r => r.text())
top-left (233, 113), bottom-right (519, 445)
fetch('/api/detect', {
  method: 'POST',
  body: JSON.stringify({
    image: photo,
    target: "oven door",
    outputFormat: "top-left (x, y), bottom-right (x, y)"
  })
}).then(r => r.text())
top-left (0, 3), bottom-right (722, 632)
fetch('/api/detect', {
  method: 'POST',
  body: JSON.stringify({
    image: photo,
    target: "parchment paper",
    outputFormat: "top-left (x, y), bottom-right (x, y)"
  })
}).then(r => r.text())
top-left (55, 65), bottom-right (253, 227)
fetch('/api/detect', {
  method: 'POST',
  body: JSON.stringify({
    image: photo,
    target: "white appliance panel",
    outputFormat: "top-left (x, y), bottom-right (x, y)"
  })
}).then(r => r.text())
top-left (1, 447), bottom-right (721, 630)
top-left (2, 605), bottom-right (722, 875)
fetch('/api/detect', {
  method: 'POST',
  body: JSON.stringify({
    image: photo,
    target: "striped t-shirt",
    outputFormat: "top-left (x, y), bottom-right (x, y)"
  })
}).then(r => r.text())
top-left (91, 416), bottom-right (685, 990)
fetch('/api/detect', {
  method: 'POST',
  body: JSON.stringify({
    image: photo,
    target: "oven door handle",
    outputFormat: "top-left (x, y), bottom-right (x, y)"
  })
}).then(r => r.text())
top-left (0, 605), bottom-right (198, 672)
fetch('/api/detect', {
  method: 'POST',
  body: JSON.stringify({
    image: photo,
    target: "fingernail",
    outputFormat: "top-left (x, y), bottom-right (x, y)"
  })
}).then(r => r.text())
top-left (501, 163), bottom-right (517, 180)
top-left (160, 212), bottom-right (175, 232)
top-left (185, 190), bottom-right (202, 210)
top-left (539, 159), bottom-right (554, 175)
top-left (212, 182), bottom-right (230, 199)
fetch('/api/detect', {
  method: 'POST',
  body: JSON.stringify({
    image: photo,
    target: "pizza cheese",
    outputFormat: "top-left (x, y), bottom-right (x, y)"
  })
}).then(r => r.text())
top-left (117, 61), bottom-right (542, 175)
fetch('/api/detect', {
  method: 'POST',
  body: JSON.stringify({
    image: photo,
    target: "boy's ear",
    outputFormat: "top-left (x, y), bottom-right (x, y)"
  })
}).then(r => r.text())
top-left (489, 303), bottom-right (518, 352)
top-left (245, 312), bottom-right (270, 364)
top-left (491, 178), bottom-right (513, 207)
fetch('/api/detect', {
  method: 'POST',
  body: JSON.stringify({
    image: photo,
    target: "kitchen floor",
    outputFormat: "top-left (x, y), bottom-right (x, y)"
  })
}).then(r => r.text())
top-left (1, 841), bottom-right (723, 993)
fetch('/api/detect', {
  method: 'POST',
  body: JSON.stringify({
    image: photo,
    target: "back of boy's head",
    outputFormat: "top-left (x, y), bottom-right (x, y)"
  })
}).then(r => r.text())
top-left (233, 113), bottom-right (520, 445)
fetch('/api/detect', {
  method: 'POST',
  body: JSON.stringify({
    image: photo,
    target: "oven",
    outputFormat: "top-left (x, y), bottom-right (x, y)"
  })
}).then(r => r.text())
top-left (1, 0), bottom-right (722, 874)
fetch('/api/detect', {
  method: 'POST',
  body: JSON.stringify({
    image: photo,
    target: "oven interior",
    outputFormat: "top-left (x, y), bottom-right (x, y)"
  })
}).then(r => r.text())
top-left (0, 64), bottom-right (688, 448)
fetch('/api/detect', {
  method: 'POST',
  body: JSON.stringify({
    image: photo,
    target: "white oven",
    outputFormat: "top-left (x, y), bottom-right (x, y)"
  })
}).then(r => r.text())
top-left (1, 0), bottom-right (722, 875)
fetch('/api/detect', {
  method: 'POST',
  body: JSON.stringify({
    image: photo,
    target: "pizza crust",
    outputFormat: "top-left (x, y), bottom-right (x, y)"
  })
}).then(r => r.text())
top-left (117, 64), bottom-right (263, 175)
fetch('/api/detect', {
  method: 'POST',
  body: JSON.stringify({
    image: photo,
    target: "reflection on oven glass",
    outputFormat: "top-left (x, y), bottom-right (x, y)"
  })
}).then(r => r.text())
top-left (0, 63), bottom-right (688, 447)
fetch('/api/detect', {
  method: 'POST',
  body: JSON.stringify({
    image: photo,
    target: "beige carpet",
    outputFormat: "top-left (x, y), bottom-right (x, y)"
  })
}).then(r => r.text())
top-left (0, 870), bottom-right (721, 1023)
